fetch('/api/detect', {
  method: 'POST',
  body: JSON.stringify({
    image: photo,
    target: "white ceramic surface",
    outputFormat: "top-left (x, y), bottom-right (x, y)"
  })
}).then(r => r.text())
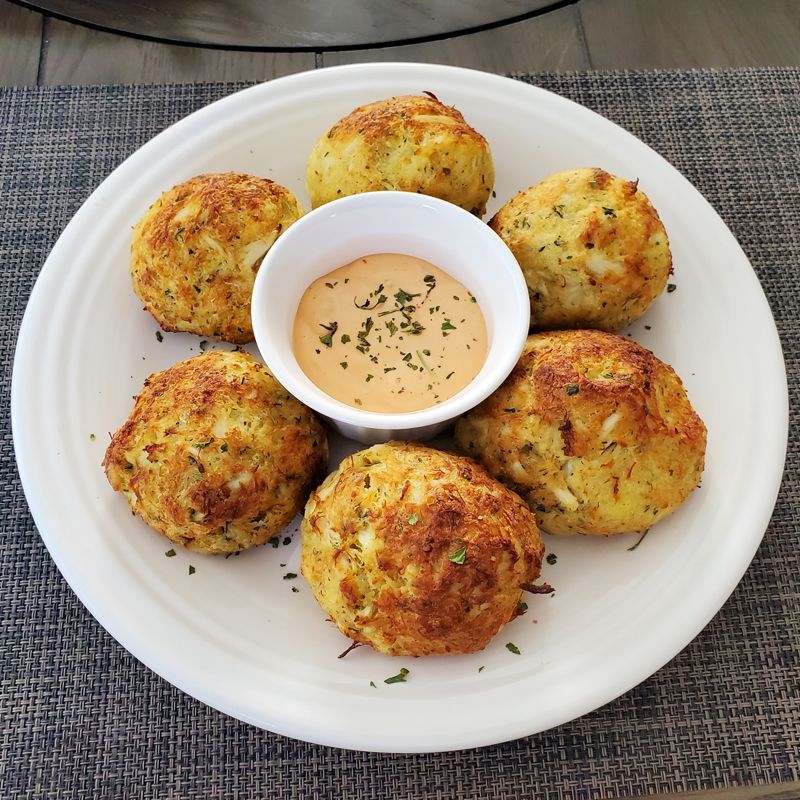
top-left (252, 191), bottom-right (530, 444)
top-left (11, 63), bottom-right (788, 753)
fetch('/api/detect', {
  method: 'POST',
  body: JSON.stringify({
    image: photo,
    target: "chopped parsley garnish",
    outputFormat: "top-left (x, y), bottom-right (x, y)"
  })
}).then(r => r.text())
top-left (449, 544), bottom-right (467, 565)
top-left (199, 340), bottom-right (209, 351)
top-left (340, 361), bottom-right (348, 370)
top-left (627, 529), bottom-right (650, 551)
top-left (370, 681), bottom-right (377, 688)
top-left (394, 288), bottom-right (419, 305)
top-left (165, 549), bottom-right (176, 557)
top-left (478, 665), bottom-right (485, 673)
top-left (667, 283), bottom-right (677, 293)
top-left (220, 443), bottom-right (228, 452)
top-left (546, 553), bottom-right (558, 565)
top-left (516, 601), bottom-right (528, 614)
top-left (89, 433), bottom-right (96, 441)
top-left (384, 668), bottom-right (410, 684)
top-left (565, 384), bottom-right (579, 395)
top-left (155, 330), bottom-right (163, 342)
top-left (341, 334), bottom-right (351, 344)
top-left (506, 642), bottom-right (521, 655)
top-left (195, 438), bottom-right (215, 448)
top-left (283, 572), bottom-right (298, 580)
top-left (408, 512), bottom-right (419, 525)
top-left (318, 321), bottom-right (338, 347)
top-left (552, 204), bottom-right (565, 218)
top-left (441, 320), bottom-right (456, 331)
top-left (188, 565), bottom-right (196, 575)
top-left (603, 207), bottom-right (617, 217)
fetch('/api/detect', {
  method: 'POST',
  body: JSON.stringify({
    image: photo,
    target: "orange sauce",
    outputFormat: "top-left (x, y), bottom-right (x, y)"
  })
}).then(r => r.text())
top-left (292, 253), bottom-right (487, 412)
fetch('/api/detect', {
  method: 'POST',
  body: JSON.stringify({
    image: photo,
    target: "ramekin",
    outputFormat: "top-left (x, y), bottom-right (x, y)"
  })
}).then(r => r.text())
top-left (252, 191), bottom-right (529, 444)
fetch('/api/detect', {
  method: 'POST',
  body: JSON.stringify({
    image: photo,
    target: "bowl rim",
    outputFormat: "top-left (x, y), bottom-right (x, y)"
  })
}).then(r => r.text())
top-left (251, 190), bottom-right (531, 431)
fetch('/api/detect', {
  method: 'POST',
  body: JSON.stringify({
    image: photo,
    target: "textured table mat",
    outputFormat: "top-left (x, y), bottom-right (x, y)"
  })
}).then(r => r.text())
top-left (1, 68), bottom-right (798, 800)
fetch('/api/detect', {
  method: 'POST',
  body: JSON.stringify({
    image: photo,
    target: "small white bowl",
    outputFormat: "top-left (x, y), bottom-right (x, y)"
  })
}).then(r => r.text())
top-left (252, 191), bottom-right (530, 444)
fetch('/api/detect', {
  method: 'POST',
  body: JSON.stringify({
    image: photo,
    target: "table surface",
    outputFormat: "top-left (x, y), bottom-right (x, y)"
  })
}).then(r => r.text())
top-left (3, 0), bottom-right (800, 87)
top-left (13, 0), bottom-right (560, 48)
top-left (1, 68), bottom-right (798, 800)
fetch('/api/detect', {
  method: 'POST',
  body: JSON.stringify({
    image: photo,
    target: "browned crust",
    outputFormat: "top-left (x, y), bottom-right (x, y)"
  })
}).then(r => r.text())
top-left (326, 94), bottom-right (488, 149)
top-left (130, 173), bottom-right (302, 343)
top-left (302, 442), bottom-right (543, 655)
top-left (489, 167), bottom-right (672, 331)
top-left (455, 330), bottom-right (707, 535)
top-left (104, 350), bottom-right (327, 553)
top-left (307, 95), bottom-right (494, 216)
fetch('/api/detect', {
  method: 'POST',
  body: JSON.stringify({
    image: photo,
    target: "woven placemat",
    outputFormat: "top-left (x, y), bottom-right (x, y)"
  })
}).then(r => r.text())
top-left (1, 69), bottom-right (798, 800)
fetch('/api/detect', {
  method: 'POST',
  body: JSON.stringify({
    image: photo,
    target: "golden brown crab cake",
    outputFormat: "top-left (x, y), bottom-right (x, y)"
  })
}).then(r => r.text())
top-left (306, 95), bottom-right (494, 216)
top-left (103, 350), bottom-right (327, 555)
top-left (455, 330), bottom-right (706, 536)
top-left (490, 168), bottom-right (671, 331)
top-left (130, 172), bottom-right (303, 343)
top-left (301, 441), bottom-right (543, 656)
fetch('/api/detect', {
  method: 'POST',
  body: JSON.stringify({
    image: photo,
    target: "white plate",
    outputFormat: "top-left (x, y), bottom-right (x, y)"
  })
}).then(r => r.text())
top-left (12, 64), bottom-right (788, 753)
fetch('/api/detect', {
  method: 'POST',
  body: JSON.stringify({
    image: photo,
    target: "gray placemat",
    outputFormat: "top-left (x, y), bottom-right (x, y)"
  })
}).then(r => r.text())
top-left (1, 68), bottom-right (798, 800)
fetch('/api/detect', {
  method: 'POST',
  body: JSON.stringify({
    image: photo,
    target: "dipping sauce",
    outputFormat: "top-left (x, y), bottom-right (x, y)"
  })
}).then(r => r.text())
top-left (293, 253), bottom-right (488, 413)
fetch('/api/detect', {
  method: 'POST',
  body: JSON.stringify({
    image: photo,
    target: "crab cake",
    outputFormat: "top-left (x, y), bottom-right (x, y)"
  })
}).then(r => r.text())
top-left (104, 350), bottom-right (327, 555)
top-left (306, 95), bottom-right (494, 216)
top-left (130, 173), bottom-right (303, 344)
top-left (455, 330), bottom-right (706, 536)
top-left (490, 168), bottom-right (671, 331)
top-left (301, 441), bottom-right (543, 656)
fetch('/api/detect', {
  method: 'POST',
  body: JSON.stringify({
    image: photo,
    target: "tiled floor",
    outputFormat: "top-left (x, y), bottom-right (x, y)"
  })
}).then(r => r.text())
top-left (1, 0), bottom-right (799, 86)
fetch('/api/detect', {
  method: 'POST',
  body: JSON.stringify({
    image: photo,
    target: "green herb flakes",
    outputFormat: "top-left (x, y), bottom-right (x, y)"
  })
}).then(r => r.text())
top-left (627, 529), bottom-right (650, 551)
top-left (283, 572), bottom-right (298, 580)
top-left (506, 642), bottom-right (521, 655)
top-left (449, 544), bottom-right (467, 565)
top-left (546, 553), bottom-right (558, 565)
top-left (341, 334), bottom-right (351, 344)
top-left (340, 361), bottom-right (348, 370)
top-left (565, 384), bottom-right (579, 396)
top-left (165, 549), bottom-right (176, 558)
top-left (318, 321), bottom-right (338, 347)
top-left (478, 665), bottom-right (485, 673)
top-left (408, 512), bottom-right (419, 525)
top-left (188, 565), bottom-right (196, 575)
top-left (155, 330), bottom-right (163, 342)
top-left (667, 283), bottom-right (677, 293)
top-left (89, 433), bottom-right (96, 441)
top-left (370, 681), bottom-right (377, 688)
top-left (384, 668), bottom-right (410, 685)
